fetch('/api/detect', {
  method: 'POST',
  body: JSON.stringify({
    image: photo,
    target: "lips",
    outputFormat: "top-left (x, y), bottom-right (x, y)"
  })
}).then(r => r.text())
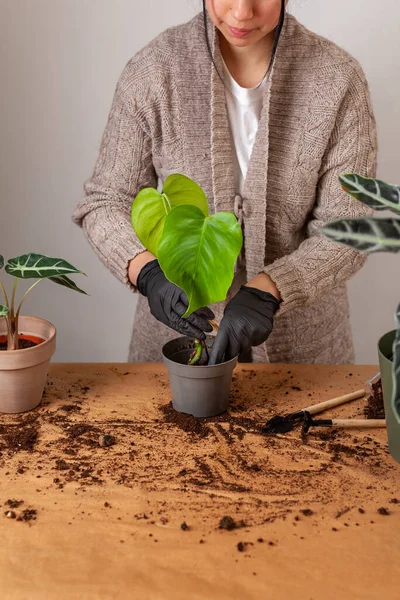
top-left (227, 25), bottom-right (254, 38)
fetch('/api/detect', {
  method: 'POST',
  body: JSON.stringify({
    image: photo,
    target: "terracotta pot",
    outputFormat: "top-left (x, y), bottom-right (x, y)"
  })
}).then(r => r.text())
top-left (0, 316), bottom-right (56, 413)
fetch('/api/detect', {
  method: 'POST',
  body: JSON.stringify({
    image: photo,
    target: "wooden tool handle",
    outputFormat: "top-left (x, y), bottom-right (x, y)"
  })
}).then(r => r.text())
top-left (331, 419), bottom-right (386, 429)
top-left (304, 389), bottom-right (366, 415)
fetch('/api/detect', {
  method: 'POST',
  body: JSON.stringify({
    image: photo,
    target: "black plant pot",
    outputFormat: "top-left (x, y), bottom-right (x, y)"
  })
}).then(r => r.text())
top-left (162, 336), bottom-right (237, 418)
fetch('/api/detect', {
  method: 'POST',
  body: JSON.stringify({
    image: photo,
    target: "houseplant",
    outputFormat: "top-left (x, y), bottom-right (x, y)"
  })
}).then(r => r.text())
top-left (0, 253), bottom-right (87, 413)
top-left (320, 174), bottom-right (400, 462)
top-left (131, 174), bottom-right (243, 417)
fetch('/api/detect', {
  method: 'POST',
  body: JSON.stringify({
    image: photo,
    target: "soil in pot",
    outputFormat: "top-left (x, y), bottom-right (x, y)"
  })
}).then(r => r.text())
top-left (0, 334), bottom-right (45, 351)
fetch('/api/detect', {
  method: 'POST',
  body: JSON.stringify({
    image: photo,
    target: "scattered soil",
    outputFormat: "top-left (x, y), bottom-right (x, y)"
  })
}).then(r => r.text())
top-left (378, 507), bottom-right (390, 516)
top-left (219, 516), bottom-right (246, 531)
top-left (16, 509), bottom-right (37, 522)
top-left (0, 366), bottom-right (397, 537)
top-left (5, 499), bottom-right (24, 509)
top-left (0, 419), bottom-right (39, 453)
top-left (159, 403), bottom-right (210, 438)
top-left (180, 522), bottom-right (189, 531)
top-left (159, 401), bottom-right (261, 440)
top-left (335, 507), bottom-right (350, 519)
top-left (364, 378), bottom-right (385, 420)
top-left (60, 405), bottom-right (82, 413)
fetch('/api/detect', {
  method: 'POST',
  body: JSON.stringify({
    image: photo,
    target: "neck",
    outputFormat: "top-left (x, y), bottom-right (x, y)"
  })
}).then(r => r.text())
top-left (218, 30), bottom-right (275, 72)
top-left (218, 30), bottom-right (275, 88)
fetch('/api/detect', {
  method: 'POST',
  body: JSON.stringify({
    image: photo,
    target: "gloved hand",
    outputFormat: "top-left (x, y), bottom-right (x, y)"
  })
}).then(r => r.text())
top-left (137, 259), bottom-right (215, 340)
top-left (208, 285), bottom-right (281, 365)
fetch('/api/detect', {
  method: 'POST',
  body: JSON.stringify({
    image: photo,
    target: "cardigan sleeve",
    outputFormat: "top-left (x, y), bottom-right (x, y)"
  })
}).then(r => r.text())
top-left (263, 65), bottom-right (378, 317)
top-left (71, 74), bottom-right (157, 293)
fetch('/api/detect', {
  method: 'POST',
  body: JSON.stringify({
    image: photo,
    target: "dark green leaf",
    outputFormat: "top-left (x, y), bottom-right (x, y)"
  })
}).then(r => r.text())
top-left (320, 217), bottom-right (400, 253)
top-left (131, 174), bottom-right (209, 257)
top-left (49, 275), bottom-right (88, 295)
top-left (340, 173), bottom-right (400, 214)
top-left (158, 205), bottom-right (243, 316)
top-left (0, 255), bottom-right (4, 269)
top-left (5, 254), bottom-right (85, 279)
top-left (0, 304), bottom-right (9, 317)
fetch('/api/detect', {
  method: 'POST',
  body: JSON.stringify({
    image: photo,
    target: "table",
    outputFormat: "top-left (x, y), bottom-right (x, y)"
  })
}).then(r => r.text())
top-left (0, 363), bottom-right (399, 599)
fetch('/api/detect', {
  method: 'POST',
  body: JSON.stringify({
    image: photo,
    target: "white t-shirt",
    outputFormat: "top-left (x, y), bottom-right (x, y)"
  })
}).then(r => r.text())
top-left (221, 56), bottom-right (267, 196)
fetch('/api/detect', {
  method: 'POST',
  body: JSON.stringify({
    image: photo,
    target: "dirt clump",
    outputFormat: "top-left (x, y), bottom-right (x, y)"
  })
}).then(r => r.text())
top-left (16, 509), bottom-right (37, 522)
top-left (0, 425), bottom-right (39, 453)
top-left (219, 516), bottom-right (246, 531)
top-left (159, 403), bottom-right (210, 438)
top-left (99, 434), bottom-right (116, 448)
top-left (378, 507), bottom-right (390, 516)
top-left (364, 379), bottom-right (385, 420)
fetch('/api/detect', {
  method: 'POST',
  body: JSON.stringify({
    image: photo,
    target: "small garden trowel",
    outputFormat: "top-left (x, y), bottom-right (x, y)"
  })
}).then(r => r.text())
top-left (262, 389), bottom-right (368, 435)
top-left (301, 411), bottom-right (386, 436)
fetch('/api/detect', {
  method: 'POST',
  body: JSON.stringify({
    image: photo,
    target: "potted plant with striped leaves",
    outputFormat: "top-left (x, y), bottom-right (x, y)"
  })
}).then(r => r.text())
top-left (0, 253), bottom-right (87, 413)
top-left (321, 174), bottom-right (400, 463)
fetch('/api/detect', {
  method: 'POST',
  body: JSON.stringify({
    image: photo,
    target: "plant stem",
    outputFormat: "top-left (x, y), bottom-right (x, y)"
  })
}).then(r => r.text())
top-left (4, 315), bottom-right (11, 338)
top-left (7, 313), bottom-right (18, 350)
top-left (188, 340), bottom-right (203, 365)
top-left (7, 279), bottom-right (44, 350)
top-left (10, 278), bottom-right (18, 320)
top-left (0, 279), bottom-right (9, 309)
top-left (15, 279), bottom-right (43, 319)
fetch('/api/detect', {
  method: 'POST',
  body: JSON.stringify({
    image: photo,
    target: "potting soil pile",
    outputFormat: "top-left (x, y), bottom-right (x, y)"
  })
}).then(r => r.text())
top-left (0, 363), bottom-right (399, 599)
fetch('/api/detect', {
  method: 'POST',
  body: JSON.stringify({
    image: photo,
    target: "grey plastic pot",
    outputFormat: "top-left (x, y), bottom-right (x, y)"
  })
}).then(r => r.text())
top-left (377, 329), bottom-right (400, 463)
top-left (162, 336), bottom-right (238, 418)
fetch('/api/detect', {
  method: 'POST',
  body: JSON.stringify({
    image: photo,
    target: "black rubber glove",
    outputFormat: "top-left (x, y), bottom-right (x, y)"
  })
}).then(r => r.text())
top-left (137, 259), bottom-right (215, 340)
top-left (208, 285), bottom-right (281, 365)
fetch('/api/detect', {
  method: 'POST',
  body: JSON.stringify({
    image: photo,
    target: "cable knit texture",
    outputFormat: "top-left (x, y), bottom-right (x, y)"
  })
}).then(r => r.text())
top-left (72, 12), bottom-right (377, 364)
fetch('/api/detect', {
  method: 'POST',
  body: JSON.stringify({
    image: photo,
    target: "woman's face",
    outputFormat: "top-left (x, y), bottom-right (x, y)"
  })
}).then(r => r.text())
top-left (206, 1), bottom-right (285, 47)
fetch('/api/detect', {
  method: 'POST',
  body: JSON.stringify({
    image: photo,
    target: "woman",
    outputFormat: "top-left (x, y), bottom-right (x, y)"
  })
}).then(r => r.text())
top-left (72, 0), bottom-right (377, 364)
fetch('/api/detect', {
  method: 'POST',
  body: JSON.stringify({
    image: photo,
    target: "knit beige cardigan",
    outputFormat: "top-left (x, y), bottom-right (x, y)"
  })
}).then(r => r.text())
top-left (72, 12), bottom-right (377, 364)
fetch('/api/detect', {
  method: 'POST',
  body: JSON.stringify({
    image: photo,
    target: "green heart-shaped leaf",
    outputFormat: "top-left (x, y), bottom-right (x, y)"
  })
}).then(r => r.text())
top-left (5, 254), bottom-right (86, 279)
top-left (0, 304), bottom-right (9, 317)
top-left (0, 255), bottom-right (4, 269)
top-left (131, 174), bottom-right (209, 257)
top-left (158, 205), bottom-right (243, 316)
top-left (49, 275), bottom-right (88, 295)
top-left (340, 174), bottom-right (400, 214)
top-left (320, 217), bottom-right (400, 253)
top-left (163, 174), bottom-right (209, 216)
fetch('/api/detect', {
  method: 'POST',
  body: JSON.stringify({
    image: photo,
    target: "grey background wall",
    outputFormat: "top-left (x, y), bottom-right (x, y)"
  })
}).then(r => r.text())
top-left (0, 0), bottom-right (399, 363)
